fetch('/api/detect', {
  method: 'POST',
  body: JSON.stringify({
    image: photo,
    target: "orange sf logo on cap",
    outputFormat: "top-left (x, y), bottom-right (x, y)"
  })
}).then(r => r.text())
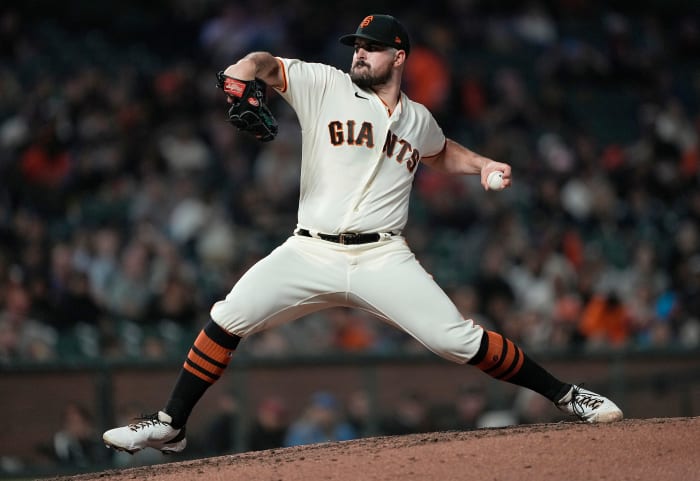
top-left (360, 15), bottom-right (373, 28)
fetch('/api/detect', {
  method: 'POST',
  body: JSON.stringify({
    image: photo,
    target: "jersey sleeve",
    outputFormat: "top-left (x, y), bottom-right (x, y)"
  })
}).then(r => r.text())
top-left (274, 58), bottom-right (343, 130)
top-left (421, 109), bottom-right (447, 158)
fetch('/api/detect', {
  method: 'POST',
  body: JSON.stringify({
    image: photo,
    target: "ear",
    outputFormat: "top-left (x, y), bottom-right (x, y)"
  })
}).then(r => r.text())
top-left (394, 50), bottom-right (406, 67)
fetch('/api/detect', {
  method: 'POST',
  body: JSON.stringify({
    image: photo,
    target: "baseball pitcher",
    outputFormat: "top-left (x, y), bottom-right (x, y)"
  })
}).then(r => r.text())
top-left (103, 14), bottom-right (622, 455)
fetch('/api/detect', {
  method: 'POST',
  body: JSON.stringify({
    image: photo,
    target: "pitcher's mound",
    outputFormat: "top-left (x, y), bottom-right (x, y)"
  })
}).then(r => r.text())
top-left (50, 417), bottom-right (699, 481)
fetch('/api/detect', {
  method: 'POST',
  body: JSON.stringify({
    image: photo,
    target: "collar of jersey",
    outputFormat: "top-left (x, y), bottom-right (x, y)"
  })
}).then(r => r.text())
top-left (376, 91), bottom-right (403, 117)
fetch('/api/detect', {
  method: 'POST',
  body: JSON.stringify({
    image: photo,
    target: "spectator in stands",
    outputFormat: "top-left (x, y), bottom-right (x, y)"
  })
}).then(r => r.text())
top-left (198, 393), bottom-right (240, 455)
top-left (380, 390), bottom-right (434, 436)
top-left (103, 241), bottom-right (152, 324)
top-left (0, 278), bottom-right (56, 362)
top-left (247, 395), bottom-right (289, 451)
top-left (17, 119), bottom-right (72, 217)
top-left (142, 273), bottom-right (199, 348)
top-left (329, 308), bottom-right (377, 352)
top-left (52, 270), bottom-right (102, 330)
top-left (344, 390), bottom-right (373, 438)
top-left (473, 245), bottom-right (516, 335)
top-left (578, 290), bottom-right (631, 348)
top-left (513, 387), bottom-right (560, 425)
top-left (284, 391), bottom-right (356, 447)
top-left (49, 402), bottom-right (110, 468)
top-left (446, 383), bottom-right (490, 431)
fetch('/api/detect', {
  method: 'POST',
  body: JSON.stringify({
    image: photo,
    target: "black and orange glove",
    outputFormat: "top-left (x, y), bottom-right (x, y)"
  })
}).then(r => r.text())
top-left (216, 71), bottom-right (278, 142)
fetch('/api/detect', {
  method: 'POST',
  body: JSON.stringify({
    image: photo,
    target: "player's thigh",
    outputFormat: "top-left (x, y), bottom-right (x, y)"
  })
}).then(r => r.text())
top-left (352, 242), bottom-right (483, 363)
top-left (210, 237), bottom-right (345, 336)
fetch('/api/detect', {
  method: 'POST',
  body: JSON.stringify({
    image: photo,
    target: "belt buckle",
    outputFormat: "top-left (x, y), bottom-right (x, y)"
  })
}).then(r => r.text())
top-left (338, 233), bottom-right (356, 245)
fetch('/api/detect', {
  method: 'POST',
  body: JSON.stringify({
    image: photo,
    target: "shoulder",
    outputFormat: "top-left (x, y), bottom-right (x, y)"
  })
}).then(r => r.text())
top-left (278, 58), bottom-right (346, 78)
top-left (400, 93), bottom-right (433, 118)
top-left (276, 58), bottom-right (353, 95)
top-left (399, 93), bottom-right (441, 131)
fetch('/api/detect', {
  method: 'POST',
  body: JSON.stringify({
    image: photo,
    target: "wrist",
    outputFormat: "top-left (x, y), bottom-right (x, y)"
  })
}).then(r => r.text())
top-left (475, 155), bottom-right (490, 173)
top-left (224, 57), bottom-right (257, 81)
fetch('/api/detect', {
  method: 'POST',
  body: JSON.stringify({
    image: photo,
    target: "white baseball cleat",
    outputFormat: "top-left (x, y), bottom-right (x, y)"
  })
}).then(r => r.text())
top-left (103, 411), bottom-right (186, 454)
top-left (555, 385), bottom-right (624, 423)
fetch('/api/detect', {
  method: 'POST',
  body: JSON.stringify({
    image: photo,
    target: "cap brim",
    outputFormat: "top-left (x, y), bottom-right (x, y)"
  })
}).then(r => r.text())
top-left (339, 33), bottom-right (394, 48)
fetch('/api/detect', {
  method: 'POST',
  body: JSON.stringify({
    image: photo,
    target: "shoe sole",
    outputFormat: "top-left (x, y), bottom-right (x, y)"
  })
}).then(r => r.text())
top-left (103, 437), bottom-right (140, 455)
top-left (103, 435), bottom-right (186, 455)
top-left (590, 410), bottom-right (624, 423)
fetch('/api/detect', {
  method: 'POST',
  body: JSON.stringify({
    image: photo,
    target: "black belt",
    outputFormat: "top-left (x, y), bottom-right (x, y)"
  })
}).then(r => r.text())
top-left (296, 229), bottom-right (382, 245)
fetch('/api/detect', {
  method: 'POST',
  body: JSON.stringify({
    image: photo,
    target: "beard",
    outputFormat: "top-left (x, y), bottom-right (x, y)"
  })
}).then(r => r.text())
top-left (350, 60), bottom-right (393, 89)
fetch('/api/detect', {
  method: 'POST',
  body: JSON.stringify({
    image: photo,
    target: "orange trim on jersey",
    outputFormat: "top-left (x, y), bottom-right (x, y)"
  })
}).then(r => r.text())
top-left (275, 57), bottom-right (288, 93)
top-left (421, 139), bottom-right (447, 159)
top-left (378, 93), bottom-right (402, 117)
top-left (377, 96), bottom-right (391, 116)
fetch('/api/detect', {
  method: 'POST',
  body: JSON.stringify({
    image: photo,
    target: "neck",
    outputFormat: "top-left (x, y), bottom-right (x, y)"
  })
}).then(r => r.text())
top-left (371, 80), bottom-right (401, 113)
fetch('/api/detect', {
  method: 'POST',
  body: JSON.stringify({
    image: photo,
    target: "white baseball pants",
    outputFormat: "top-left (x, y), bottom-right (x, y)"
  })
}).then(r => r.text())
top-left (210, 235), bottom-right (484, 363)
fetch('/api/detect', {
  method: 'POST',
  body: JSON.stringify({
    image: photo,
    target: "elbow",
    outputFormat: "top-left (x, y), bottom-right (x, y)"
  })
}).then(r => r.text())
top-left (247, 52), bottom-right (283, 89)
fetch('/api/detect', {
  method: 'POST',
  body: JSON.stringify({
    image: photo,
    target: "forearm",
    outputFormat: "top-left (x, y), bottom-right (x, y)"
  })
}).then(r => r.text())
top-left (424, 139), bottom-right (488, 175)
top-left (423, 138), bottom-right (512, 190)
top-left (223, 52), bottom-right (283, 90)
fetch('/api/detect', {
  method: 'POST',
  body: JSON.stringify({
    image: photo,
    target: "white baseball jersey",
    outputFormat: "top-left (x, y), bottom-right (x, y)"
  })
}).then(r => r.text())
top-left (211, 57), bottom-right (484, 364)
top-left (275, 58), bottom-right (446, 234)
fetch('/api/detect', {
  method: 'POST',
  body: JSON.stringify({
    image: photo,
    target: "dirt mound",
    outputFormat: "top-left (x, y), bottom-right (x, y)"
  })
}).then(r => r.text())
top-left (47, 417), bottom-right (699, 481)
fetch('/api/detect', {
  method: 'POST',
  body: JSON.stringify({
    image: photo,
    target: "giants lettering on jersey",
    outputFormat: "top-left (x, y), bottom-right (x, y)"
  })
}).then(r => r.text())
top-left (328, 121), bottom-right (420, 173)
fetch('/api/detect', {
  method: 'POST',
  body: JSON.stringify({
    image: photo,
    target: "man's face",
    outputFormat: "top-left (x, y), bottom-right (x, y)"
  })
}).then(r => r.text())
top-left (350, 40), bottom-right (397, 89)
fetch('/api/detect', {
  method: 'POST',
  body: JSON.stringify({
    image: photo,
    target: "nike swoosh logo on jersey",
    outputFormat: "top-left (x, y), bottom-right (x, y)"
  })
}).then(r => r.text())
top-left (354, 92), bottom-right (368, 100)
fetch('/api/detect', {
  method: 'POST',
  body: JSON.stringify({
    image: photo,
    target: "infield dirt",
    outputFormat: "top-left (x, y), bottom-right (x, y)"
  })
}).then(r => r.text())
top-left (45, 416), bottom-right (699, 481)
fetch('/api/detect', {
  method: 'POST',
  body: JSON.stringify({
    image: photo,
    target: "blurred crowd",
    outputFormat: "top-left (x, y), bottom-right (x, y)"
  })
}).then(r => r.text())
top-left (1, 0), bottom-right (700, 365)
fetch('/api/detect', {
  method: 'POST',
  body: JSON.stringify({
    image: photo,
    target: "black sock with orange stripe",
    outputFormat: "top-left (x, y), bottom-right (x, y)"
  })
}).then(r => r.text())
top-left (164, 320), bottom-right (241, 429)
top-left (468, 330), bottom-right (570, 402)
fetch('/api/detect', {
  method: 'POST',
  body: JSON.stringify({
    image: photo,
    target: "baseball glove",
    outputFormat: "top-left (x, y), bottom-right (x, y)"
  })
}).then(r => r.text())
top-left (216, 71), bottom-right (278, 142)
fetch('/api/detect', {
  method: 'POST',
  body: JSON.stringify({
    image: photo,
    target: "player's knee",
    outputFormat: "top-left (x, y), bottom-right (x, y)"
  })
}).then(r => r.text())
top-left (202, 319), bottom-right (242, 349)
top-left (434, 341), bottom-right (476, 364)
top-left (210, 299), bottom-right (254, 337)
top-left (424, 326), bottom-right (483, 364)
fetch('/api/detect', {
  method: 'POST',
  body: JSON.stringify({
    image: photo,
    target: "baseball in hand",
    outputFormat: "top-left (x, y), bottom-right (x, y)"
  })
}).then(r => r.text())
top-left (487, 171), bottom-right (504, 190)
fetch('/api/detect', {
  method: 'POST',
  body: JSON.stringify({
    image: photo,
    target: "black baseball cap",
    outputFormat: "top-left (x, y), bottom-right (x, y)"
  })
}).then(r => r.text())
top-left (339, 14), bottom-right (411, 55)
